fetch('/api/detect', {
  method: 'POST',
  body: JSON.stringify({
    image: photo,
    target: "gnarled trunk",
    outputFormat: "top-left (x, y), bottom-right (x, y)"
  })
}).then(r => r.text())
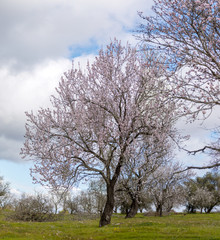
top-left (125, 196), bottom-right (139, 218)
top-left (125, 179), bottom-right (142, 218)
top-left (99, 183), bottom-right (115, 227)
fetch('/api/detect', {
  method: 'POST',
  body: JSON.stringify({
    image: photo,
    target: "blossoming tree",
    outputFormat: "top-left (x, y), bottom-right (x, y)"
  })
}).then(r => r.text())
top-left (148, 162), bottom-right (192, 216)
top-left (21, 40), bottom-right (176, 226)
top-left (116, 130), bottom-right (174, 218)
top-left (139, 0), bottom-right (220, 168)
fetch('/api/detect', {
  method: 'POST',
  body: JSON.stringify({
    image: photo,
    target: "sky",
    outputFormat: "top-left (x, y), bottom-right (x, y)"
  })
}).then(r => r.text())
top-left (0, 0), bottom-right (217, 197)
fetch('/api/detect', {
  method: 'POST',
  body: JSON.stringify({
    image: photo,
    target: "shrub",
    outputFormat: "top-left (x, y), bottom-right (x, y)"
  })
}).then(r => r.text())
top-left (11, 193), bottom-right (55, 222)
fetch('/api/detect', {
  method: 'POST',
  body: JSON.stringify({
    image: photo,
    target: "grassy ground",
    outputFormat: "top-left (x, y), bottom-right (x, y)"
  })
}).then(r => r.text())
top-left (0, 212), bottom-right (220, 240)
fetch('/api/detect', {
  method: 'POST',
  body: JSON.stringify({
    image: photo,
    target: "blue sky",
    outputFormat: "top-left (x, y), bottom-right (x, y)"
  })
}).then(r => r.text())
top-left (0, 0), bottom-right (215, 196)
top-left (0, 160), bottom-right (35, 195)
top-left (68, 38), bottom-right (100, 58)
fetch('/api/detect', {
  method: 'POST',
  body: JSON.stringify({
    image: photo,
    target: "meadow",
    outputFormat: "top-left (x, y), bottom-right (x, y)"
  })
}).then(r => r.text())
top-left (0, 212), bottom-right (220, 240)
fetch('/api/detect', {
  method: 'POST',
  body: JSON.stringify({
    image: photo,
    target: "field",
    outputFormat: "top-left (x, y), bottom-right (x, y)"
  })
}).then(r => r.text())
top-left (0, 212), bottom-right (220, 240)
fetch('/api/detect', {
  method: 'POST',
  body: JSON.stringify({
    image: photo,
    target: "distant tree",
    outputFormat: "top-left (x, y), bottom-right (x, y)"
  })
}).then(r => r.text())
top-left (114, 188), bottom-right (131, 214)
top-left (0, 176), bottom-right (11, 209)
top-left (88, 179), bottom-right (106, 215)
top-left (138, 191), bottom-right (153, 213)
top-left (21, 40), bottom-right (176, 226)
top-left (78, 191), bottom-right (94, 214)
top-left (0, 176), bottom-right (9, 197)
top-left (184, 179), bottom-right (198, 213)
top-left (50, 189), bottom-right (69, 214)
top-left (138, 0), bottom-right (220, 169)
top-left (116, 133), bottom-right (174, 218)
top-left (185, 172), bottom-right (220, 213)
top-left (148, 163), bottom-right (192, 216)
top-left (65, 194), bottom-right (80, 214)
top-left (193, 187), bottom-right (215, 213)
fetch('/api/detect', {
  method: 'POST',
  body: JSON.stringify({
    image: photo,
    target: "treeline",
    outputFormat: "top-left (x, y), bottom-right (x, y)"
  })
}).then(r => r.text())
top-left (1, 171), bottom-right (220, 222)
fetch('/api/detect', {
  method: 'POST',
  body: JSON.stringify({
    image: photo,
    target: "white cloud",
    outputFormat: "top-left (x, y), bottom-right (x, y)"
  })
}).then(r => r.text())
top-left (0, 54), bottom-right (99, 162)
top-left (10, 188), bottom-right (22, 198)
top-left (0, 58), bottom-right (72, 161)
top-left (174, 109), bottom-right (220, 173)
top-left (0, 0), bottom-right (153, 196)
top-left (10, 183), bottom-right (82, 198)
top-left (0, 0), bottom-right (154, 163)
top-left (0, 0), bottom-right (153, 71)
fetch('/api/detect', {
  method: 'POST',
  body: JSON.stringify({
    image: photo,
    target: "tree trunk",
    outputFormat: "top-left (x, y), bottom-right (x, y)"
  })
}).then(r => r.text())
top-left (99, 183), bottom-right (115, 227)
top-left (206, 206), bottom-right (214, 213)
top-left (99, 154), bottom-right (124, 227)
top-left (188, 204), bottom-right (196, 213)
top-left (166, 206), bottom-right (173, 213)
top-left (156, 203), bottom-right (163, 217)
top-left (54, 205), bottom-right (58, 214)
top-left (159, 205), bottom-right (163, 217)
top-left (125, 196), bottom-right (139, 218)
top-left (125, 178), bottom-right (142, 218)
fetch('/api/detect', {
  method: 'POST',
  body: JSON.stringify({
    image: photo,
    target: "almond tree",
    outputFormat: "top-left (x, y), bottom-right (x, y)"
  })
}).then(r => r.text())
top-left (148, 163), bottom-right (192, 216)
top-left (185, 172), bottom-right (220, 213)
top-left (116, 132), bottom-right (174, 218)
top-left (139, 0), bottom-right (220, 168)
top-left (21, 40), bottom-right (176, 227)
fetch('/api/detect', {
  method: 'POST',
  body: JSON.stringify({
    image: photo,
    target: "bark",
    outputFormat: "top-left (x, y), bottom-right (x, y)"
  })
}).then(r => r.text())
top-left (54, 205), bottom-right (58, 214)
top-left (190, 206), bottom-right (196, 213)
top-left (99, 183), bottom-right (115, 227)
top-left (99, 152), bottom-right (124, 227)
top-left (206, 206), bottom-right (214, 213)
top-left (125, 179), bottom-right (142, 218)
top-left (187, 203), bottom-right (196, 213)
top-left (159, 205), bottom-right (163, 217)
top-left (125, 196), bottom-right (139, 218)
top-left (166, 205), bottom-right (173, 213)
top-left (156, 203), bottom-right (163, 217)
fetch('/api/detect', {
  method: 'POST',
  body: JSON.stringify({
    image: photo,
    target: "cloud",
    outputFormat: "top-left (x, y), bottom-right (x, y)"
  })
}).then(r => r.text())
top-left (10, 183), bottom-right (81, 198)
top-left (0, 0), bottom-right (153, 71)
top-left (0, 54), bottom-right (100, 162)
top-left (0, 0), bottom-right (154, 163)
top-left (0, 58), bottom-right (72, 161)
top-left (174, 109), bottom-right (220, 173)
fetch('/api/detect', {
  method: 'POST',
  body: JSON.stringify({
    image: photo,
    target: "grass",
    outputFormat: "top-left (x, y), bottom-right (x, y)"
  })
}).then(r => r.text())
top-left (0, 212), bottom-right (220, 239)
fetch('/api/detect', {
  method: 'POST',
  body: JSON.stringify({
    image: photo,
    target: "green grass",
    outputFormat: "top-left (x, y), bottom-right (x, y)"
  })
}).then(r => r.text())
top-left (0, 212), bottom-right (220, 239)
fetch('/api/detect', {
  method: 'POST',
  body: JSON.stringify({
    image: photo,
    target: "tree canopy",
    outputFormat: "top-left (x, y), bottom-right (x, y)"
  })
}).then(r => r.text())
top-left (138, 0), bottom-right (220, 168)
top-left (21, 40), bottom-right (177, 226)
